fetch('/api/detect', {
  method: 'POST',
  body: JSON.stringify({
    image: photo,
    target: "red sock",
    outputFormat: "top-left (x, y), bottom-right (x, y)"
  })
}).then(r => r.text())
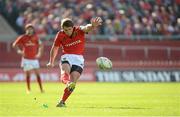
top-left (61, 73), bottom-right (70, 84)
top-left (26, 75), bottom-right (30, 91)
top-left (61, 87), bottom-right (72, 102)
top-left (37, 75), bottom-right (43, 92)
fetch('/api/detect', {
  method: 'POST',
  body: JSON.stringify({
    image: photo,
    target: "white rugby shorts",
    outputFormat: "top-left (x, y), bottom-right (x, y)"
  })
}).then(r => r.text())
top-left (21, 58), bottom-right (40, 71)
top-left (60, 54), bottom-right (84, 68)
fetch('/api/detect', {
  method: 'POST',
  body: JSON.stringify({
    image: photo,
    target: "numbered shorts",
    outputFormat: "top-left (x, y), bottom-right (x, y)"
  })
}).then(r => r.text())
top-left (21, 58), bottom-right (40, 71)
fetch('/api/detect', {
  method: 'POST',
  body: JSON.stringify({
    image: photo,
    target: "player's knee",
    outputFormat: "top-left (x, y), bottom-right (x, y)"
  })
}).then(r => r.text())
top-left (61, 63), bottom-right (71, 74)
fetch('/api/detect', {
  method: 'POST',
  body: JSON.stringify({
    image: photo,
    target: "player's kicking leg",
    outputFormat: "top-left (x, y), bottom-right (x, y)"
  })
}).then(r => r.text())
top-left (56, 62), bottom-right (71, 107)
top-left (56, 81), bottom-right (76, 107)
top-left (56, 64), bottom-right (82, 107)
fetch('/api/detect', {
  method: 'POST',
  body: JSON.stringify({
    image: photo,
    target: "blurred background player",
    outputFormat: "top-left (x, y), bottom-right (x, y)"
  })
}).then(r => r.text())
top-left (47, 17), bottom-right (102, 107)
top-left (12, 24), bottom-right (44, 93)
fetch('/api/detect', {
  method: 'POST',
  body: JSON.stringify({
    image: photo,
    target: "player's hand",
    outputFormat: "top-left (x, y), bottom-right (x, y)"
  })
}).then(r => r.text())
top-left (46, 62), bottom-right (54, 68)
top-left (91, 17), bottom-right (103, 27)
top-left (35, 53), bottom-right (41, 59)
top-left (17, 49), bottom-right (24, 56)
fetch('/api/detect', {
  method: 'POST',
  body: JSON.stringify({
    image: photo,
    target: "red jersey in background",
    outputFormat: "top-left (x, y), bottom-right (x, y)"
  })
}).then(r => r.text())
top-left (13, 34), bottom-right (40, 59)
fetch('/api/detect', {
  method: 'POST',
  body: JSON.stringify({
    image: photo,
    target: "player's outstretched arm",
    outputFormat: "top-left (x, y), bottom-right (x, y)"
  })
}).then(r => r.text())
top-left (47, 45), bottom-right (59, 67)
top-left (81, 17), bottom-right (102, 33)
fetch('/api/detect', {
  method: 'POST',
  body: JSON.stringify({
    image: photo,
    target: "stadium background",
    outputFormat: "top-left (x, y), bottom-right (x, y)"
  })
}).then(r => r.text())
top-left (0, 0), bottom-right (180, 116)
top-left (0, 0), bottom-right (180, 82)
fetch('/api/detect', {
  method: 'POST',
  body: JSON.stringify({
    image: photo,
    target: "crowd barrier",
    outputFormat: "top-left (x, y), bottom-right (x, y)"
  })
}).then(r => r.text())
top-left (0, 40), bottom-right (180, 82)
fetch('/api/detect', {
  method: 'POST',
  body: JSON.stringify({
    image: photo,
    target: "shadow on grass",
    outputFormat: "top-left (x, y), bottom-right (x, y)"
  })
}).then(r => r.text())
top-left (78, 106), bottom-right (150, 110)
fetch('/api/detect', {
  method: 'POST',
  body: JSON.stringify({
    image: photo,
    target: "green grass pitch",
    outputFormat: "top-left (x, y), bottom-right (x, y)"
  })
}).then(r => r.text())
top-left (0, 82), bottom-right (180, 116)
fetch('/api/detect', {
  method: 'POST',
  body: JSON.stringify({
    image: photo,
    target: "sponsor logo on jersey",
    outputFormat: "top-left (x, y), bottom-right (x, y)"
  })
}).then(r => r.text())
top-left (65, 40), bottom-right (81, 47)
top-left (25, 40), bottom-right (35, 46)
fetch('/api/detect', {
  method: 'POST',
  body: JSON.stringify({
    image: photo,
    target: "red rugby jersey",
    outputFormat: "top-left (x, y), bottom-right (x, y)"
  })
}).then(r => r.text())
top-left (13, 34), bottom-right (40, 59)
top-left (53, 26), bottom-right (85, 55)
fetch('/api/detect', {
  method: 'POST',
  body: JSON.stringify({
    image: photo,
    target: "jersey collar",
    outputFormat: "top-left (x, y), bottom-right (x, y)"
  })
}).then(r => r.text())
top-left (70, 27), bottom-right (75, 38)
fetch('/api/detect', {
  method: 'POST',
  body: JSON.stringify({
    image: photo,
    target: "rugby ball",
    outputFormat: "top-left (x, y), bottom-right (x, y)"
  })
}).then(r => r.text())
top-left (96, 57), bottom-right (113, 70)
